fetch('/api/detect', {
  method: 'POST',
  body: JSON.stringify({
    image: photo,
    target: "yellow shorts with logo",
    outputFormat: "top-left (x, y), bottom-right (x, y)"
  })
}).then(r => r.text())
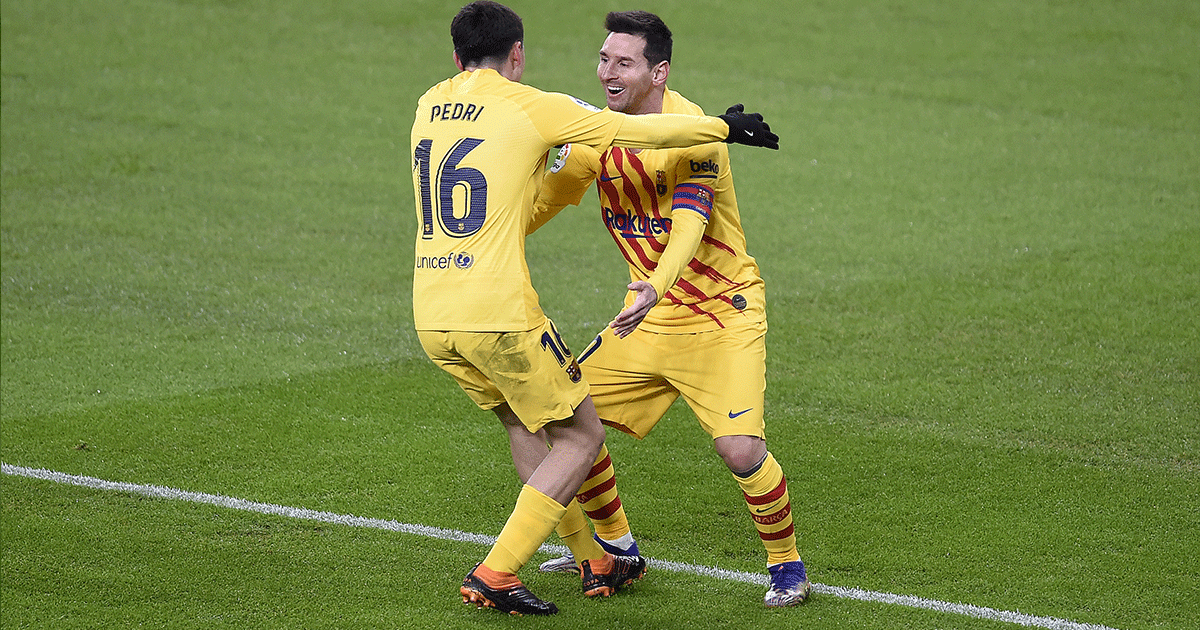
top-left (578, 321), bottom-right (767, 440)
top-left (418, 318), bottom-right (588, 432)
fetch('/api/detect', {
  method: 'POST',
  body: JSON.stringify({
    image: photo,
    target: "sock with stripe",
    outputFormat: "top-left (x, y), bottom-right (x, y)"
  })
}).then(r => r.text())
top-left (733, 452), bottom-right (801, 565)
top-left (575, 443), bottom-right (633, 548)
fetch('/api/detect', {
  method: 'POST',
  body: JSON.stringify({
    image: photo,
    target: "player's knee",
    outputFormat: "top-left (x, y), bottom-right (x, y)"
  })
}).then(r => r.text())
top-left (544, 400), bottom-right (605, 455)
top-left (715, 435), bottom-right (767, 475)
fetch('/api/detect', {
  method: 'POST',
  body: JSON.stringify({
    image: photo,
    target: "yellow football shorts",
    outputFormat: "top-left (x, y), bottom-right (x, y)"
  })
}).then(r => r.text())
top-left (418, 318), bottom-right (588, 432)
top-left (578, 321), bottom-right (767, 440)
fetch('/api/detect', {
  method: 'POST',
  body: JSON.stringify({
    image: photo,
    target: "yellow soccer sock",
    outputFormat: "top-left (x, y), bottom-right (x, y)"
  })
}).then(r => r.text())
top-left (733, 452), bottom-right (801, 565)
top-left (483, 485), bottom-right (568, 576)
top-left (556, 499), bottom-right (605, 564)
top-left (576, 444), bottom-right (632, 544)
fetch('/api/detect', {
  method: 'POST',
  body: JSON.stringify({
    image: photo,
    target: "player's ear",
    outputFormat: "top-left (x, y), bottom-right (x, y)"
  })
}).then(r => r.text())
top-left (453, 50), bottom-right (465, 71)
top-left (651, 60), bottom-right (670, 86)
top-left (511, 40), bottom-right (526, 81)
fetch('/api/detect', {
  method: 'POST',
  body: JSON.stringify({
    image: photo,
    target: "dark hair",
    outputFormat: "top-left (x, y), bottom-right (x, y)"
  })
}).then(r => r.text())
top-left (451, 1), bottom-right (524, 68)
top-left (604, 11), bottom-right (672, 65)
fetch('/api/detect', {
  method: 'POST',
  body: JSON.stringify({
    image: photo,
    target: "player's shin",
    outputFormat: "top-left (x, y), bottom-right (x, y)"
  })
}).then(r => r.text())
top-left (483, 485), bottom-right (568, 576)
top-left (576, 444), bottom-right (635, 551)
top-left (733, 452), bottom-right (801, 565)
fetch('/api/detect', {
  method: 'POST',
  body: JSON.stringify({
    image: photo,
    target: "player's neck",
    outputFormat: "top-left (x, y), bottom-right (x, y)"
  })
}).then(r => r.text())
top-left (464, 64), bottom-right (520, 82)
top-left (629, 89), bottom-right (666, 116)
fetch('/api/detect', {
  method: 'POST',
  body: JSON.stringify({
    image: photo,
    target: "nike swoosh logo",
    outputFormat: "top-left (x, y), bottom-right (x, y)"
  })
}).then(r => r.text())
top-left (754, 506), bottom-right (774, 514)
top-left (728, 408), bottom-right (753, 419)
top-left (745, 130), bottom-right (755, 137)
top-left (599, 174), bottom-right (622, 182)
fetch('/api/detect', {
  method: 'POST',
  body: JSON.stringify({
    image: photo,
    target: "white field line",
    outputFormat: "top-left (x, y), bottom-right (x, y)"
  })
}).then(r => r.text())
top-left (3, 462), bottom-right (1119, 630)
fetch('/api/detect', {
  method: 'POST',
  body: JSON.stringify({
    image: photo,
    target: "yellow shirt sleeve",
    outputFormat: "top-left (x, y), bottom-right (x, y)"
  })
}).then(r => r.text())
top-left (644, 208), bottom-right (707, 301)
top-left (522, 92), bottom-right (729, 151)
top-left (612, 113), bottom-right (729, 149)
top-left (529, 143), bottom-right (601, 234)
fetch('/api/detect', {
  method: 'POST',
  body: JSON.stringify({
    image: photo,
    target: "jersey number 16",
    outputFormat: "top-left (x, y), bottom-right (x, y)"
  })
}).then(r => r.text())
top-left (414, 138), bottom-right (487, 240)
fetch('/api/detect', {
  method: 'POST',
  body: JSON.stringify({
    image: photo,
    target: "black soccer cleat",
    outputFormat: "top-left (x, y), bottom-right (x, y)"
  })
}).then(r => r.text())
top-left (460, 565), bottom-right (558, 616)
top-left (580, 553), bottom-right (648, 597)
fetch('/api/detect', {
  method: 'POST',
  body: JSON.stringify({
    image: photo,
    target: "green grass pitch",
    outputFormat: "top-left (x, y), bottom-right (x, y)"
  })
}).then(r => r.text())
top-left (2, 1), bottom-right (1197, 629)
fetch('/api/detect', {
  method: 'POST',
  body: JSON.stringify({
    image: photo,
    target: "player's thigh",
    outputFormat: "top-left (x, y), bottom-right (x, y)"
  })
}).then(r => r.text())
top-left (578, 327), bottom-right (678, 439)
top-left (669, 323), bottom-right (767, 439)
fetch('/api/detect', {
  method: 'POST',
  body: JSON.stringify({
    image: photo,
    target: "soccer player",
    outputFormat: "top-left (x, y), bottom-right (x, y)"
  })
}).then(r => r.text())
top-left (525, 10), bottom-right (812, 607)
top-left (410, 1), bottom-right (780, 616)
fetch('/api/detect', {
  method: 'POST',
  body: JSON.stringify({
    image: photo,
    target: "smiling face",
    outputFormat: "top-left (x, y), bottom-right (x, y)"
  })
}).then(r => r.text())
top-left (597, 32), bottom-right (668, 115)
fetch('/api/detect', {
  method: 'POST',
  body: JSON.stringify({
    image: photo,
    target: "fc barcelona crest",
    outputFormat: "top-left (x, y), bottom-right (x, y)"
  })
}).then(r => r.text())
top-left (656, 170), bottom-right (668, 196)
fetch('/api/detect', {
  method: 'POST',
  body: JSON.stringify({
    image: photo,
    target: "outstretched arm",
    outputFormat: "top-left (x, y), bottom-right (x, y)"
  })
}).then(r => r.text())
top-left (612, 106), bottom-right (779, 151)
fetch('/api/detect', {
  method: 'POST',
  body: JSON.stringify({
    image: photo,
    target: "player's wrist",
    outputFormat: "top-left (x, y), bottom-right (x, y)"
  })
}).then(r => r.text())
top-left (643, 278), bottom-right (666, 303)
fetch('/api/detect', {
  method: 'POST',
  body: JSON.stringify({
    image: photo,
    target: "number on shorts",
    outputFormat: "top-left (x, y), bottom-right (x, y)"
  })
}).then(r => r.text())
top-left (541, 322), bottom-right (583, 383)
top-left (540, 322), bottom-right (571, 366)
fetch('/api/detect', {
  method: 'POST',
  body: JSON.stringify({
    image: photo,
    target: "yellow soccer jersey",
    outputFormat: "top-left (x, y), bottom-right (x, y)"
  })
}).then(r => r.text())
top-left (411, 70), bottom-right (729, 332)
top-left (535, 89), bottom-right (766, 333)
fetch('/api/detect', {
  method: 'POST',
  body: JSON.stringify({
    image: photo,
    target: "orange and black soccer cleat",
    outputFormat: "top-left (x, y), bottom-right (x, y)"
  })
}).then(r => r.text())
top-left (580, 553), bottom-right (647, 597)
top-left (460, 564), bottom-right (558, 616)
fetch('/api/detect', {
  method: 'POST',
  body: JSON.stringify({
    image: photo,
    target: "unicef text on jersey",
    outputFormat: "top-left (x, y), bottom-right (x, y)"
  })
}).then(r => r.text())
top-left (416, 252), bottom-right (476, 270)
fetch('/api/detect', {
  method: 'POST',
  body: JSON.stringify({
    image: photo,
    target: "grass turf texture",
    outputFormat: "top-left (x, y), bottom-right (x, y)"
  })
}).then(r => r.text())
top-left (2, 1), bottom-right (1197, 629)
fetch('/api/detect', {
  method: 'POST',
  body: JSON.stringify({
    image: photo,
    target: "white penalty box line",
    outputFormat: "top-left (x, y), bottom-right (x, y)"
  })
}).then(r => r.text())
top-left (3, 463), bottom-right (1118, 630)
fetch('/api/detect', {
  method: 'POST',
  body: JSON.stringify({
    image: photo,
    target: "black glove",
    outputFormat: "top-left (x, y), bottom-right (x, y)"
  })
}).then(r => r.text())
top-left (717, 104), bottom-right (779, 150)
